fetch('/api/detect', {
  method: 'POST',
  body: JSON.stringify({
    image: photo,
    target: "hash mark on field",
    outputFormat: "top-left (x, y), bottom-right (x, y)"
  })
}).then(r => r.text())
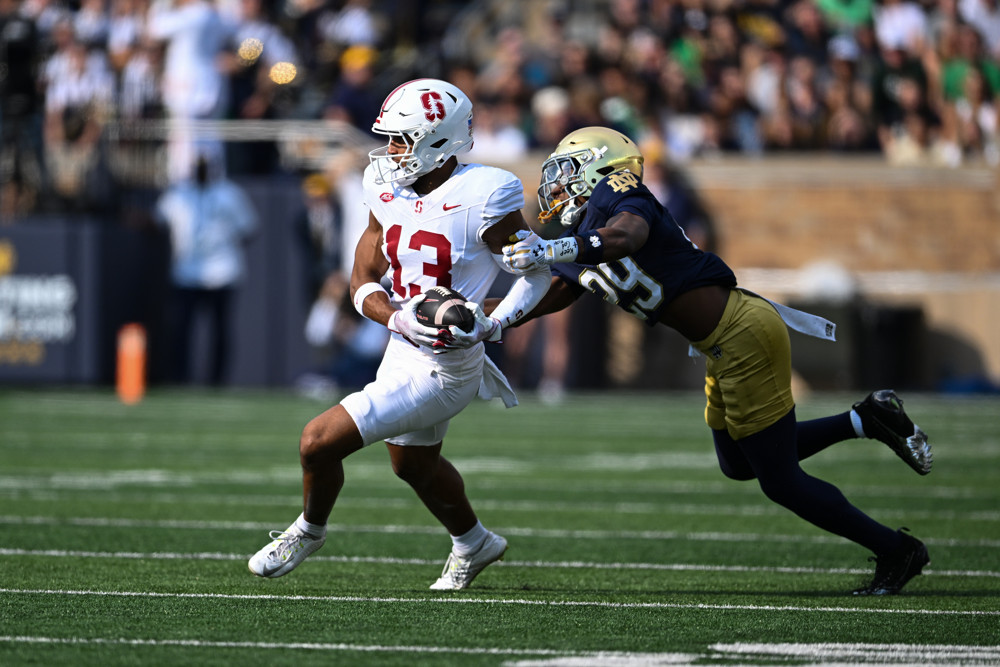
top-left (2, 589), bottom-right (998, 616)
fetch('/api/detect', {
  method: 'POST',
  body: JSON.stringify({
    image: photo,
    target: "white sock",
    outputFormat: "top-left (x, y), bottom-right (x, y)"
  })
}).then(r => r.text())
top-left (294, 512), bottom-right (326, 538)
top-left (451, 520), bottom-right (489, 557)
top-left (850, 409), bottom-right (866, 438)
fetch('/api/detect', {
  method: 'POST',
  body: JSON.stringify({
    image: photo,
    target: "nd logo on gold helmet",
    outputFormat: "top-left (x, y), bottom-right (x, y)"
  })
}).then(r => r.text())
top-left (537, 127), bottom-right (644, 228)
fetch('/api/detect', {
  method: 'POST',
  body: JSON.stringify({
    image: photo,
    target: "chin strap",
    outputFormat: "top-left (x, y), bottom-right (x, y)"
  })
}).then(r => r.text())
top-left (538, 198), bottom-right (588, 228)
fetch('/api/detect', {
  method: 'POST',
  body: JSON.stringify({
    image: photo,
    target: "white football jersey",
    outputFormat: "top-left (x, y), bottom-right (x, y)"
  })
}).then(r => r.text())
top-left (362, 162), bottom-right (524, 307)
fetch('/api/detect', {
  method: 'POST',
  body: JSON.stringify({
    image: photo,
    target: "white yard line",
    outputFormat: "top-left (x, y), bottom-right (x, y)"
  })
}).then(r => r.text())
top-left (4, 486), bottom-right (998, 522)
top-left (2, 514), bottom-right (999, 548)
top-left (0, 635), bottom-right (690, 661)
top-left (711, 642), bottom-right (1000, 663)
top-left (0, 548), bottom-right (997, 580)
top-left (2, 465), bottom-right (997, 502)
top-left (1, 588), bottom-right (998, 616)
top-left (4, 635), bottom-right (997, 665)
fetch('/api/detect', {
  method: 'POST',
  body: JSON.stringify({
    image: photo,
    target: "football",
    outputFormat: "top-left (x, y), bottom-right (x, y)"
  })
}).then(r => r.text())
top-left (415, 286), bottom-right (475, 333)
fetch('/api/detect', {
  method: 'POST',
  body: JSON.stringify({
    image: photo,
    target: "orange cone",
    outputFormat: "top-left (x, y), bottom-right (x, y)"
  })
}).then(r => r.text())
top-left (117, 323), bottom-right (146, 404)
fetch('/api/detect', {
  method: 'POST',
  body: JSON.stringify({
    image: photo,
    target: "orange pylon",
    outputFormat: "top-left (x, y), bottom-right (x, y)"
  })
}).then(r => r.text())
top-left (116, 323), bottom-right (146, 404)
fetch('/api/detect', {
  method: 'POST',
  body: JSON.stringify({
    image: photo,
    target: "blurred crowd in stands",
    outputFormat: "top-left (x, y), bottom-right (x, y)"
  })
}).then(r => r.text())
top-left (3, 0), bottom-right (993, 392)
top-left (1, 0), bottom-right (998, 223)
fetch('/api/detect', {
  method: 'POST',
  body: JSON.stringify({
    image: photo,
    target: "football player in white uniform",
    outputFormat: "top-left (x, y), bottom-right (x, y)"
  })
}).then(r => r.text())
top-left (249, 79), bottom-right (551, 589)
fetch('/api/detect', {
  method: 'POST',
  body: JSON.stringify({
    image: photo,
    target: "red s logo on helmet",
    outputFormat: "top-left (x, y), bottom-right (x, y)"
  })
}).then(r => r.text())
top-left (421, 92), bottom-right (446, 122)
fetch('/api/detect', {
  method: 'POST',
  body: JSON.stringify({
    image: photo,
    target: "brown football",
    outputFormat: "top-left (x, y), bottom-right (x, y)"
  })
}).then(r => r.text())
top-left (415, 286), bottom-right (475, 333)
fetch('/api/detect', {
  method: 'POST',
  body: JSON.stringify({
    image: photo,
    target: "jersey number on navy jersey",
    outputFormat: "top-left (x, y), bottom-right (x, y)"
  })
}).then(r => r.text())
top-left (385, 224), bottom-right (453, 297)
top-left (579, 257), bottom-right (664, 321)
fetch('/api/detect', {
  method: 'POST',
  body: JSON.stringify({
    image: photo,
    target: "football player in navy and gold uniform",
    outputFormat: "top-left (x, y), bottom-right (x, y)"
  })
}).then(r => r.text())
top-left (500, 126), bottom-right (933, 596)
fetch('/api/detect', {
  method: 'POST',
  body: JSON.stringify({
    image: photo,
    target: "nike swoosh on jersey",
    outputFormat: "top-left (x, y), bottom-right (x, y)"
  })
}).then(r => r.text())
top-left (443, 204), bottom-right (461, 211)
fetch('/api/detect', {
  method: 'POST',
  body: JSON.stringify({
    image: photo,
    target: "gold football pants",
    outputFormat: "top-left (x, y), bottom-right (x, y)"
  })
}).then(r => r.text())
top-left (693, 289), bottom-right (795, 440)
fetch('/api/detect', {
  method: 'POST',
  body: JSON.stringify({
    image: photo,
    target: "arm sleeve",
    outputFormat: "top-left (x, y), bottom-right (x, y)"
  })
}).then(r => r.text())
top-left (477, 174), bottom-right (525, 241)
top-left (488, 254), bottom-right (551, 330)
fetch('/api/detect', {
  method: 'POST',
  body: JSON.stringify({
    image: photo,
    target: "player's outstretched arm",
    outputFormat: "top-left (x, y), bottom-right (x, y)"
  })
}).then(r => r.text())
top-left (502, 211), bottom-right (650, 273)
top-left (483, 212), bottom-right (552, 332)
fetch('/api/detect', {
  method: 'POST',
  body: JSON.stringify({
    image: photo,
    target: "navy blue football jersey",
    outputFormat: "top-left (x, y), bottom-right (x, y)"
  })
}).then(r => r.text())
top-left (551, 170), bottom-right (736, 324)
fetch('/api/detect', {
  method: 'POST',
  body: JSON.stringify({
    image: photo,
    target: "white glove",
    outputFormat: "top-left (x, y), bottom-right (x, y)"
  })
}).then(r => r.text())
top-left (502, 230), bottom-right (578, 274)
top-left (432, 301), bottom-right (501, 353)
top-left (387, 294), bottom-right (446, 348)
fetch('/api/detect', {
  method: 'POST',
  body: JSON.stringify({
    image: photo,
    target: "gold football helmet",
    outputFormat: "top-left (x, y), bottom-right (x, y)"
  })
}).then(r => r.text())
top-left (537, 126), bottom-right (644, 228)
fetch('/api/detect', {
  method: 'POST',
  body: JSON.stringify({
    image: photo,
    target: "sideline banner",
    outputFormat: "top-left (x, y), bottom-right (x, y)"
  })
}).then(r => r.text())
top-left (0, 178), bottom-right (312, 388)
top-left (0, 221), bottom-right (101, 383)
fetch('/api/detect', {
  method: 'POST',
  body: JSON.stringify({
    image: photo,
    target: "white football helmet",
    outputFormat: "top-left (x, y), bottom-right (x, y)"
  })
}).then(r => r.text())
top-left (369, 78), bottom-right (474, 186)
top-left (537, 126), bottom-right (644, 228)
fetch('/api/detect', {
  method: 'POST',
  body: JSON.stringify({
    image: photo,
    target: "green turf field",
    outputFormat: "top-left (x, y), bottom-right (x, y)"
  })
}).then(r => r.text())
top-left (1, 388), bottom-right (998, 665)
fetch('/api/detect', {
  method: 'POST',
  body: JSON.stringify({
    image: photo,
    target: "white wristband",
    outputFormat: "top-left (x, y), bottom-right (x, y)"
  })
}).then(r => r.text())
top-left (353, 282), bottom-right (389, 318)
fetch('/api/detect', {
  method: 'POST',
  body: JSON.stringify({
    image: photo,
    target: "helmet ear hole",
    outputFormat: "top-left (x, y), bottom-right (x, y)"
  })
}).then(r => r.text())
top-left (430, 138), bottom-right (448, 149)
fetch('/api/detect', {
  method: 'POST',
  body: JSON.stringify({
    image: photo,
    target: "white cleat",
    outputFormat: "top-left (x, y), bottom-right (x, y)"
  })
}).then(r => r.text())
top-left (248, 524), bottom-right (326, 578)
top-left (429, 532), bottom-right (508, 590)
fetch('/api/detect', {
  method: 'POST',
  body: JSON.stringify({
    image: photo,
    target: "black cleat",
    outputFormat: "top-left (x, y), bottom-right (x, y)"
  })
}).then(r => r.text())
top-left (853, 390), bottom-right (932, 475)
top-left (853, 529), bottom-right (930, 596)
